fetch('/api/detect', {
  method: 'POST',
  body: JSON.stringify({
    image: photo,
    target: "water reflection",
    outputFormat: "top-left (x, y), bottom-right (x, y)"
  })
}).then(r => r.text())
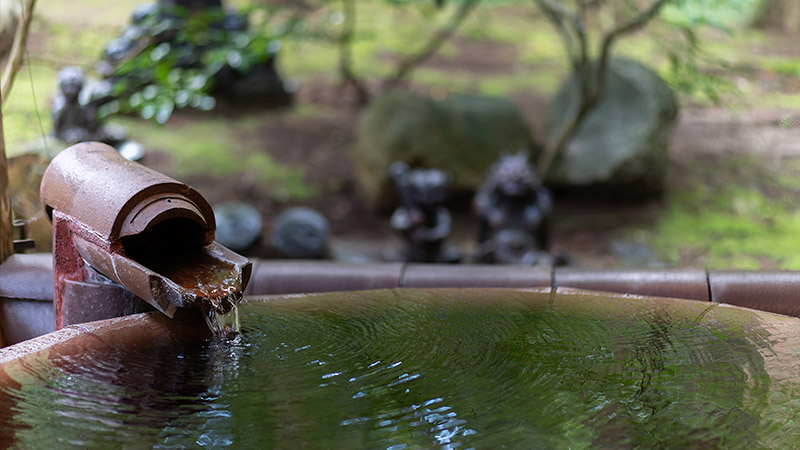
top-left (1, 289), bottom-right (799, 447)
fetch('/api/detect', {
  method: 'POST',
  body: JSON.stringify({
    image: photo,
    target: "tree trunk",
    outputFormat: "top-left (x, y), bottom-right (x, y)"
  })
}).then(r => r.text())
top-left (0, 107), bottom-right (12, 263)
top-left (0, 106), bottom-right (7, 347)
top-left (752, 0), bottom-right (800, 32)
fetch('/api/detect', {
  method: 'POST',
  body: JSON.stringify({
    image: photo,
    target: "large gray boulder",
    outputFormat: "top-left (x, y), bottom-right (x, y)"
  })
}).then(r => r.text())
top-left (352, 91), bottom-right (535, 209)
top-left (547, 57), bottom-right (678, 197)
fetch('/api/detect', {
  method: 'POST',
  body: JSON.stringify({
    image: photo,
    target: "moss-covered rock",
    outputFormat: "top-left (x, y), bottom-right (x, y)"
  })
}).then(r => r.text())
top-left (352, 91), bottom-right (535, 209)
top-left (547, 58), bottom-right (678, 198)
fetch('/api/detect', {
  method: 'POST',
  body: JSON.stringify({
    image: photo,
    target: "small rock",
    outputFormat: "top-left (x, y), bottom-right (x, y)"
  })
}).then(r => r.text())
top-left (270, 207), bottom-right (330, 259)
top-left (213, 202), bottom-right (263, 252)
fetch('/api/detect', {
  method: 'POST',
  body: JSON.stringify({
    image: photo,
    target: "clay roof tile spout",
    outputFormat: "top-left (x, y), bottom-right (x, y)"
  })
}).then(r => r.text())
top-left (40, 142), bottom-right (251, 329)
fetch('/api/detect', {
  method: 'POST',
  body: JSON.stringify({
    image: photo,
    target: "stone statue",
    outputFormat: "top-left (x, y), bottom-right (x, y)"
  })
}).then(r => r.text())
top-left (390, 162), bottom-right (460, 263)
top-left (52, 66), bottom-right (126, 146)
top-left (214, 47), bottom-right (293, 107)
top-left (52, 67), bottom-right (143, 159)
top-left (51, 67), bottom-right (96, 144)
top-left (474, 152), bottom-right (553, 265)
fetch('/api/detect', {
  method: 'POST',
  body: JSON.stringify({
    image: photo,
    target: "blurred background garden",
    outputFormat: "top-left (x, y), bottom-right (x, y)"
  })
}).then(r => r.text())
top-left (3, 0), bottom-right (800, 269)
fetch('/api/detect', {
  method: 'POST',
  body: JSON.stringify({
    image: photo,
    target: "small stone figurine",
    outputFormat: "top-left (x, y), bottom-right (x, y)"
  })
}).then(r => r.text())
top-left (52, 66), bottom-right (124, 145)
top-left (474, 152), bottom-right (554, 265)
top-left (52, 66), bottom-right (144, 160)
top-left (51, 66), bottom-right (97, 144)
top-left (390, 162), bottom-right (460, 263)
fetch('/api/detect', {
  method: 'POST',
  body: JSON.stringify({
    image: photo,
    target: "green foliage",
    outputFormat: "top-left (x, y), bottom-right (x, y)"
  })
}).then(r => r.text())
top-left (661, 0), bottom-right (761, 29)
top-left (660, 28), bottom-right (736, 104)
top-left (655, 0), bottom-right (762, 103)
top-left (107, 5), bottom-right (296, 123)
top-left (2, 65), bottom-right (57, 157)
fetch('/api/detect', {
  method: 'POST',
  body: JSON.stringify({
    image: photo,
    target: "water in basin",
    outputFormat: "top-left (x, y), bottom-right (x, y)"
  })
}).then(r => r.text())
top-left (1, 288), bottom-right (799, 448)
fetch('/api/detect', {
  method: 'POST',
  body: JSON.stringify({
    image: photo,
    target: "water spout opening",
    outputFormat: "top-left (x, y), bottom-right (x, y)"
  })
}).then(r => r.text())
top-left (122, 218), bottom-right (244, 335)
top-left (121, 217), bottom-right (208, 257)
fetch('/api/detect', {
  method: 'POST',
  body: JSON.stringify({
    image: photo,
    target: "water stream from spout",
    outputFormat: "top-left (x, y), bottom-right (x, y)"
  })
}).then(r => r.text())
top-left (203, 301), bottom-right (241, 337)
top-left (132, 249), bottom-right (244, 336)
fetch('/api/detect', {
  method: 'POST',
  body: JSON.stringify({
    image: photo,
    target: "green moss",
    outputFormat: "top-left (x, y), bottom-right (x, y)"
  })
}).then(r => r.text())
top-left (477, 77), bottom-right (515, 97)
top-left (36, 0), bottom-right (142, 27)
top-left (291, 103), bottom-right (326, 119)
top-left (46, 23), bottom-right (111, 62)
top-left (117, 117), bottom-right (317, 201)
top-left (648, 185), bottom-right (800, 270)
top-left (761, 92), bottom-right (800, 109)
top-left (759, 57), bottom-right (800, 77)
top-left (628, 151), bottom-right (800, 270)
top-left (2, 65), bottom-right (58, 157)
top-left (461, 5), bottom-right (533, 44)
top-left (517, 30), bottom-right (567, 68)
top-left (278, 40), bottom-right (339, 81)
top-left (477, 71), bottom-right (559, 97)
top-left (413, 64), bottom-right (562, 99)
top-left (412, 68), bottom-right (474, 91)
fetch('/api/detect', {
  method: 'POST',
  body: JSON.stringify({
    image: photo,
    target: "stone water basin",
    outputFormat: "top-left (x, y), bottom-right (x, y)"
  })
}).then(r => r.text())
top-left (0, 287), bottom-right (798, 448)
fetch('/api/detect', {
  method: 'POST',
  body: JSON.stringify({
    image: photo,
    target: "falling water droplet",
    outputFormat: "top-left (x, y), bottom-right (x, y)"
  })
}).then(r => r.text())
top-left (203, 298), bottom-right (241, 337)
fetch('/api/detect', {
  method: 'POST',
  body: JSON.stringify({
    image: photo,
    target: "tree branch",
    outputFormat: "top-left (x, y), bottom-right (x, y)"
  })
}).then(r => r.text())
top-left (1, 0), bottom-right (36, 265)
top-left (538, 86), bottom-right (598, 175)
top-left (536, 0), bottom-right (577, 71)
top-left (1, 0), bottom-right (37, 102)
top-left (338, 0), bottom-right (370, 105)
top-left (384, 0), bottom-right (479, 87)
top-left (534, 0), bottom-right (589, 96)
top-left (596, 0), bottom-right (669, 95)
top-left (539, 0), bottom-right (670, 177)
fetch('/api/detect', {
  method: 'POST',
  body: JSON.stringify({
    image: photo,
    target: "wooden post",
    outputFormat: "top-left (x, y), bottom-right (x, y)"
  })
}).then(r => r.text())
top-left (1, 0), bottom-right (36, 263)
top-left (0, 105), bottom-right (12, 263)
top-left (0, 104), bottom-right (10, 347)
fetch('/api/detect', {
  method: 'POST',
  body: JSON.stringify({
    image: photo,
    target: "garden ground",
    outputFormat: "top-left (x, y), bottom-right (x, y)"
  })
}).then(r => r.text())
top-left (5, 0), bottom-right (800, 269)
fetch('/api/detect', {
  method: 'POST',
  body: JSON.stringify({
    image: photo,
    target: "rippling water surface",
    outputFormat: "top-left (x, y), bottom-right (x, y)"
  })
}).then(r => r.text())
top-left (1, 289), bottom-right (799, 448)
